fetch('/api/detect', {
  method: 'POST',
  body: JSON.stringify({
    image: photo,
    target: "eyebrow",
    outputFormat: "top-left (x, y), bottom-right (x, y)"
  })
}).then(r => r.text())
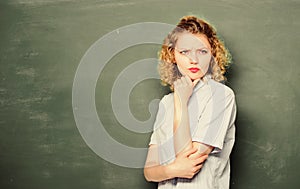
top-left (175, 46), bottom-right (210, 50)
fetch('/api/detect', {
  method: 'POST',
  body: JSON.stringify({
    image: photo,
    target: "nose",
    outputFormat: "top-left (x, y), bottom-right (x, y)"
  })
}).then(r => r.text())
top-left (188, 52), bottom-right (198, 64)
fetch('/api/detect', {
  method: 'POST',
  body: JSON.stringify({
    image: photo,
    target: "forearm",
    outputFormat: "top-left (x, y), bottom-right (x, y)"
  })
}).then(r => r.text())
top-left (144, 141), bottom-right (209, 182)
top-left (144, 145), bottom-right (176, 182)
top-left (173, 94), bottom-right (193, 155)
top-left (144, 163), bottom-right (175, 182)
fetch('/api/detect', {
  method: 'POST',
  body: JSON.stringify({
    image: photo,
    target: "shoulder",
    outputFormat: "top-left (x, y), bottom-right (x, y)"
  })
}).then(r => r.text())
top-left (159, 92), bottom-right (174, 105)
top-left (207, 79), bottom-right (235, 99)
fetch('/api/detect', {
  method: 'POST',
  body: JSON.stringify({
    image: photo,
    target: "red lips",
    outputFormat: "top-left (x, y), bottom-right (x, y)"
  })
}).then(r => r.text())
top-left (189, 68), bottom-right (200, 73)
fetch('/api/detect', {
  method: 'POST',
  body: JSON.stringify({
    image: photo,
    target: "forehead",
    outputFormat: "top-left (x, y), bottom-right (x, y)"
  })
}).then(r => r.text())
top-left (176, 32), bottom-right (211, 49)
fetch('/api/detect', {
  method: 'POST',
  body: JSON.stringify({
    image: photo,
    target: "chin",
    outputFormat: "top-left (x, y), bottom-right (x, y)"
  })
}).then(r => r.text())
top-left (189, 75), bottom-right (202, 81)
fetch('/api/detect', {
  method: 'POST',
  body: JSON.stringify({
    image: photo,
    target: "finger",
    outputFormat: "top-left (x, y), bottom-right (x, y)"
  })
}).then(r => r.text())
top-left (184, 75), bottom-right (193, 85)
top-left (192, 78), bottom-right (200, 87)
top-left (177, 76), bottom-right (186, 85)
top-left (194, 164), bottom-right (203, 173)
top-left (177, 78), bottom-right (183, 85)
top-left (173, 79), bottom-right (181, 88)
top-left (195, 154), bottom-right (208, 165)
top-left (188, 151), bottom-right (201, 160)
top-left (189, 151), bottom-right (208, 160)
top-left (173, 80), bottom-right (177, 88)
top-left (181, 147), bottom-right (197, 158)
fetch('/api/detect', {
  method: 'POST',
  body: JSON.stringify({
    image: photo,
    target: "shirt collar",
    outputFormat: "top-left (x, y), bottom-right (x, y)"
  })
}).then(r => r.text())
top-left (193, 74), bottom-right (211, 92)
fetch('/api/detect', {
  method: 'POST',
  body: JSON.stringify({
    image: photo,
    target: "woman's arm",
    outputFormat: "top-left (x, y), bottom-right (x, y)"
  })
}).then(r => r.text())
top-left (173, 92), bottom-right (193, 154)
top-left (144, 76), bottom-right (212, 182)
top-left (173, 76), bottom-right (213, 157)
top-left (144, 145), bottom-right (208, 182)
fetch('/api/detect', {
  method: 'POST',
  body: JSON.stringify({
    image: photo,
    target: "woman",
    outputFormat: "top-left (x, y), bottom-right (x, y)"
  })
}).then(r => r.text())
top-left (144, 15), bottom-right (237, 189)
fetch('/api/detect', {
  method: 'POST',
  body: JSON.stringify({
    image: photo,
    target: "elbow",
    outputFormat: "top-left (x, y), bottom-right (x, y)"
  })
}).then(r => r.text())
top-left (143, 167), bottom-right (152, 182)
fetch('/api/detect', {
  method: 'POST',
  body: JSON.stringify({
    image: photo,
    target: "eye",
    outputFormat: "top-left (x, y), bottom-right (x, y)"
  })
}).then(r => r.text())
top-left (197, 48), bottom-right (209, 55)
top-left (179, 50), bottom-right (190, 55)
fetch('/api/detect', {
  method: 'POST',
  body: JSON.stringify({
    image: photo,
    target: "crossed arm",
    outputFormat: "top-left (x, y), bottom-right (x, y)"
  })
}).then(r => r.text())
top-left (144, 76), bottom-right (213, 182)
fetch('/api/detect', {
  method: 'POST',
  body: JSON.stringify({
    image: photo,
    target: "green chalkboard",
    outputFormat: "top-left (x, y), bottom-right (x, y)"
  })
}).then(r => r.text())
top-left (1, 0), bottom-right (299, 189)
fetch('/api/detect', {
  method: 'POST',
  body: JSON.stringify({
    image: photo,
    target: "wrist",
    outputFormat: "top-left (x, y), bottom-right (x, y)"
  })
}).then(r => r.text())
top-left (174, 94), bottom-right (188, 107)
top-left (165, 162), bottom-right (177, 179)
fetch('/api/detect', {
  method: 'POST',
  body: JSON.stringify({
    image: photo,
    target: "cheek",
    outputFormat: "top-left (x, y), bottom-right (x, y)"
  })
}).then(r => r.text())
top-left (174, 54), bottom-right (188, 67)
top-left (176, 62), bottom-right (187, 75)
top-left (174, 53), bottom-right (183, 63)
top-left (198, 56), bottom-right (211, 72)
top-left (174, 56), bottom-right (189, 75)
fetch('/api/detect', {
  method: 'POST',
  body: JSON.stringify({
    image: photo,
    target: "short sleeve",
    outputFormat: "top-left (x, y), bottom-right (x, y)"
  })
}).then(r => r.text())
top-left (148, 95), bottom-right (176, 165)
top-left (192, 85), bottom-right (237, 153)
top-left (149, 97), bottom-right (167, 145)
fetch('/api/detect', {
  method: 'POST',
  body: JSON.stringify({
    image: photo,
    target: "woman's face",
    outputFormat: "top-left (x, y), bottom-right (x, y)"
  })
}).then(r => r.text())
top-left (174, 32), bottom-right (212, 81)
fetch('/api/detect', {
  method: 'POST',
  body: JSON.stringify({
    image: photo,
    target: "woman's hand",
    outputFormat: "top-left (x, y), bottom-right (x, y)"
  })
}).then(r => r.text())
top-left (169, 147), bottom-right (208, 179)
top-left (174, 76), bottom-right (200, 105)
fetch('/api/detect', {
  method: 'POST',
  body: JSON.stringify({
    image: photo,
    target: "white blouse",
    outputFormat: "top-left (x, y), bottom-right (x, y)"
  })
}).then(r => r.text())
top-left (149, 76), bottom-right (237, 189)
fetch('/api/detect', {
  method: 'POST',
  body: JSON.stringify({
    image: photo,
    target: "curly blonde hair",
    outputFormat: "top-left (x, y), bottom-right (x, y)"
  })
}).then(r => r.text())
top-left (158, 15), bottom-right (232, 90)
